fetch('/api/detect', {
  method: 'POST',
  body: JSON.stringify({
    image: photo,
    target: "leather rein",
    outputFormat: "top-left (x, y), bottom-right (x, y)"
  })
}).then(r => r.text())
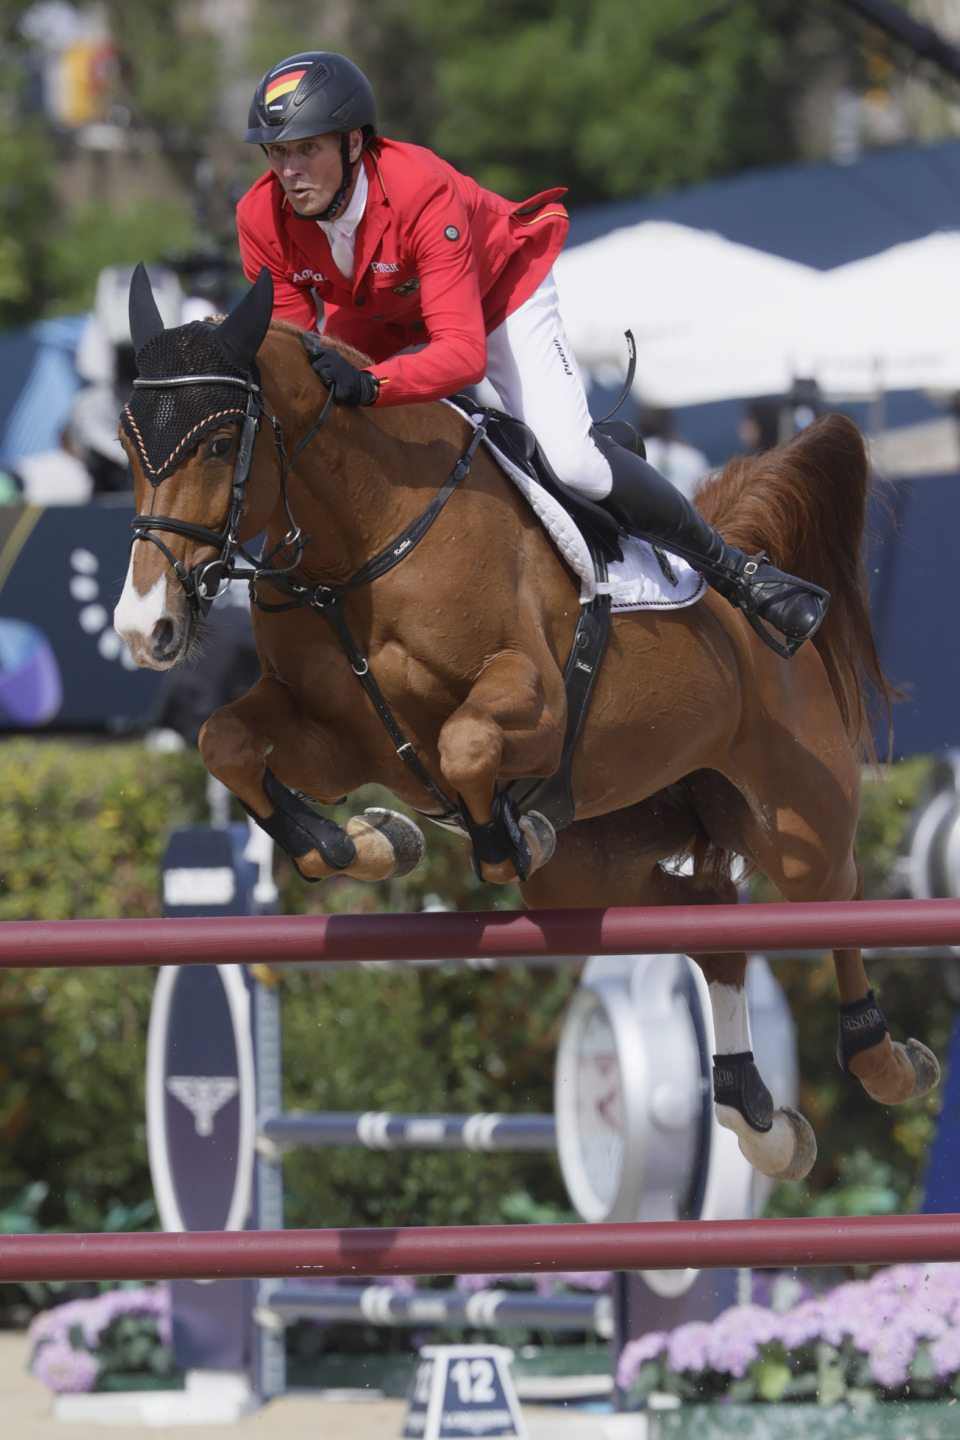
top-left (130, 368), bottom-right (489, 817)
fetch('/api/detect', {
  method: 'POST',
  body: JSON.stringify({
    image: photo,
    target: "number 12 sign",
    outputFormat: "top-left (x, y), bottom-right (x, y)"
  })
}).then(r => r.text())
top-left (402, 1344), bottom-right (526, 1439)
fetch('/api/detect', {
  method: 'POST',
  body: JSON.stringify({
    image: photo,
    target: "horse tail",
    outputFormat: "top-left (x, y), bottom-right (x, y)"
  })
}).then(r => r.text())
top-left (694, 412), bottom-right (893, 760)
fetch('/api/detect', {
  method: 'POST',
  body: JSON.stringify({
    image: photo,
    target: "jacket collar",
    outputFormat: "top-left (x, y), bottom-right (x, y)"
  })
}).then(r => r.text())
top-left (278, 148), bottom-right (389, 295)
top-left (350, 149), bottom-right (390, 292)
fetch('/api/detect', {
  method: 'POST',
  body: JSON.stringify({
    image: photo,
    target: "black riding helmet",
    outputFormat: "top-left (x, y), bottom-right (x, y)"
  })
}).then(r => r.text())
top-left (246, 52), bottom-right (377, 219)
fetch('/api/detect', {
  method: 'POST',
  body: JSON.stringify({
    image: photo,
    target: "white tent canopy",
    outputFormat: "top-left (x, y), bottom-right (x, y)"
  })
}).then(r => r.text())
top-left (552, 220), bottom-right (822, 388)
top-left (555, 223), bottom-right (960, 408)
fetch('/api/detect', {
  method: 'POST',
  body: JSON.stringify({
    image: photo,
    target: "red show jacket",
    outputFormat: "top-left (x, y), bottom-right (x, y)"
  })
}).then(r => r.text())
top-left (236, 137), bottom-right (569, 406)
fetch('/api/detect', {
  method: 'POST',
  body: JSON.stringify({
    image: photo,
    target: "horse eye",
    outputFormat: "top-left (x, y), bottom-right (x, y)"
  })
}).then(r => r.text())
top-left (209, 436), bottom-right (233, 459)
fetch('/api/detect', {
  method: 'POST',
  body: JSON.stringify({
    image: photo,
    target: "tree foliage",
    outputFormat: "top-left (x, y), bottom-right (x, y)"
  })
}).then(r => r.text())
top-left (360, 0), bottom-right (807, 204)
top-left (0, 0), bottom-right (837, 323)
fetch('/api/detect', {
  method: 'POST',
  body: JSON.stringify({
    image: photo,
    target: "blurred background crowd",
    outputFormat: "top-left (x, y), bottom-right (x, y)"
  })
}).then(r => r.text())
top-left (5, 0), bottom-right (960, 503)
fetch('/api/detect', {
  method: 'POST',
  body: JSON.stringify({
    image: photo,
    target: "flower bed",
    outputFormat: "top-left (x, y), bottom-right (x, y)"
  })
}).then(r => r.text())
top-left (648, 1398), bottom-right (960, 1440)
top-left (27, 1285), bottom-right (180, 1393)
top-left (618, 1263), bottom-right (960, 1413)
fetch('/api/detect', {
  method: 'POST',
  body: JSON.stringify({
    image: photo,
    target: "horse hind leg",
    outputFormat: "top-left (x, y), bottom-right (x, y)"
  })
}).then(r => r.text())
top-left (522, 804), bottom-right (817, 1183)
top-left (833, 924), bottom-right (940, 1105)
top-left (709, 708), bottom-right (941, 1110)
top-left (667, 876), bottom-right (818, 1184)
top-left (704, 946), bottom-right (817, 1183)
top-left (199, 678), bottom-right (425, 884)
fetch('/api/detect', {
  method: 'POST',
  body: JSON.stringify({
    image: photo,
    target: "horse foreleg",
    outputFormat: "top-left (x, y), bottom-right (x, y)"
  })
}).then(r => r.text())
top-left (199, 677), bottom-right (424, 884)
top-left (437, 651), bottom-right (563, 884)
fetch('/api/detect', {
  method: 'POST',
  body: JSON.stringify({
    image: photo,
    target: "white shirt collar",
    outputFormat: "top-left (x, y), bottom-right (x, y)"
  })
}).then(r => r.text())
top-left (317, 160), bottom-right (369, 244)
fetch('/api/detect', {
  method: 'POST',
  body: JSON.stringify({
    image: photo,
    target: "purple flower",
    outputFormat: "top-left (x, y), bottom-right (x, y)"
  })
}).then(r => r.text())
top-left (667, 1321), bottom-right (713, 1374)
top-left (454, 1273), bottom-right (514, 1294)
top-left (27, 1286), bottom-right (173, 1361)
top-left (703, 1304), bottom-right (780, 1378)
top-left (27, 1298), bottom-right (93, 1351)
top-left (616, 1331), bottom-right (668, 1390)
top-left (930, 1326), bottom-right (960, 1381)
top-left (78, 1287), bottom-right (171, 1348)
top-left (775, 1298), bottom-right (828, 1351)
top-left (614, 1262), bottom-right (960, 1400)
top-left (868, 1327), bottom-right (913, 1390)
top-left (31, 1340), bottom-right (99, 1394)
top-left (554, 1271), bottom-right (612, 1292)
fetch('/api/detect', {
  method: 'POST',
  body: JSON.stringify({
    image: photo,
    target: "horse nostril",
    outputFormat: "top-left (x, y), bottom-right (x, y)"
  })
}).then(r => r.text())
top-left (152, 618), bottom-right (177, 657)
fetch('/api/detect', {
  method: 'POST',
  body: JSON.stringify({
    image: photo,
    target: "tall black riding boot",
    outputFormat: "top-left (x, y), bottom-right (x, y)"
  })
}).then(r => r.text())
top-left (595, 436), bottom-right (829, 658)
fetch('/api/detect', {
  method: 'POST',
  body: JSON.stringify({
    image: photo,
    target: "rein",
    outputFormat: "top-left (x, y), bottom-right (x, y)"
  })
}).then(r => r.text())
top-left (132, 360), bottom-right (489, 816)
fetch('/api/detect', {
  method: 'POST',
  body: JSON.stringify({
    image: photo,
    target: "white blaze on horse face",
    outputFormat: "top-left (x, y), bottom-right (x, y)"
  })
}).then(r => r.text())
top-left (709, 981), bottom-right (752, 1055)
top-left (113, 544), bottom-right (173, 668)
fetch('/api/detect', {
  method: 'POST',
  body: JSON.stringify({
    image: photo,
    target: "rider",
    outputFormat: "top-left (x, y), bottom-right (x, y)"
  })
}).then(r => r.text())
top-left (238, 51), bottom-right (827, 652)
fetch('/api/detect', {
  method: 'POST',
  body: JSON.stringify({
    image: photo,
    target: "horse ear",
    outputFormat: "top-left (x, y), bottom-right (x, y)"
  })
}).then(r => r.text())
top-left (215, 267), bottom-right (274, 371)
top-left (128, 261), bottom-right (166, 354)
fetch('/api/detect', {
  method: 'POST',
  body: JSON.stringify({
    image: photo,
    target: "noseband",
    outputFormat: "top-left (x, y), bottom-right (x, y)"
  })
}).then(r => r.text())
top-left (129, 371), bottom-right (334, 616)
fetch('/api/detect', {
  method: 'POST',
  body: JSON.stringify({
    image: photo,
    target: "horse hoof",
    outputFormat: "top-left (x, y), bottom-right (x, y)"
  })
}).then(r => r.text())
top-left (716, 1103), bottom-right (817, 1183)
top-left (519, 810), bottom-right (556, 875)
top-left (904, 1038), bottom-right (940, 1100)
top-left (359, 808), bottom-right (426, 878)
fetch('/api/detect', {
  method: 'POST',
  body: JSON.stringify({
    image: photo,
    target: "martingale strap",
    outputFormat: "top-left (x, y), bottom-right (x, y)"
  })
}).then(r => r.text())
top-left (252, 413), bottom-right (492, 817)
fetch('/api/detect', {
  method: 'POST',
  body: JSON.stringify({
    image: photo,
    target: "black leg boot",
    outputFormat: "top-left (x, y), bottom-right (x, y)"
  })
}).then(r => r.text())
top-left (595, 436), bottom-right (829, 658)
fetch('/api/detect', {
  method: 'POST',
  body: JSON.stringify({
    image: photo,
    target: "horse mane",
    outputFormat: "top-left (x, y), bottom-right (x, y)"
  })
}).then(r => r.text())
top-left (268, 318), bottom-right (373, 370)
top-left (695, 413), bottom-right (893, 761)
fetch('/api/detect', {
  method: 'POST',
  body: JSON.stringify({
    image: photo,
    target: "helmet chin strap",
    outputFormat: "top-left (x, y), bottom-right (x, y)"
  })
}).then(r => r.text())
top-left (317, 134), bottom-right (358, 221)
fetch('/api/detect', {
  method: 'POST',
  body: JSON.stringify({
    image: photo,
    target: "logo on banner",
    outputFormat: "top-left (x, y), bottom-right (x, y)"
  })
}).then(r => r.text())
top-left (166, 1076), bottom-right (240, 1137)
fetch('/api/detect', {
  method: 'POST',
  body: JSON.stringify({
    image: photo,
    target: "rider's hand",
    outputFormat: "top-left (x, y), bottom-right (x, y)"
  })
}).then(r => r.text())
top-left (302, 335), bottom-right (379, 406)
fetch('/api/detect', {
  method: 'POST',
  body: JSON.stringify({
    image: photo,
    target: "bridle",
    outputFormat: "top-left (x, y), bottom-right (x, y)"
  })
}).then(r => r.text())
top-left (128, 370), bottom-right (335, 616)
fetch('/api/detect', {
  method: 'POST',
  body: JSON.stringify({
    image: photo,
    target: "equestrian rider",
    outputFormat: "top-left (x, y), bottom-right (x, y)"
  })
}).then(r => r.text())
top-left (237, 51), bottom-right (827, 651)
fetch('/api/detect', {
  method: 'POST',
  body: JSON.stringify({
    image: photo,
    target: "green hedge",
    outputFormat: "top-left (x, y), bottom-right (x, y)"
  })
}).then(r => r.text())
top-left (0, 737), bottom-right (544, 1236)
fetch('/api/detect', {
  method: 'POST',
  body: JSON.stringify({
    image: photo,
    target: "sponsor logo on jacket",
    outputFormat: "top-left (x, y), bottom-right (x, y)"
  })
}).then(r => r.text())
top-left (371, 261), bottom-right (400, 275)
top-left (293, 269), bottom-right (327, 285)
top-left (392, 276), bottom-right (421, 297)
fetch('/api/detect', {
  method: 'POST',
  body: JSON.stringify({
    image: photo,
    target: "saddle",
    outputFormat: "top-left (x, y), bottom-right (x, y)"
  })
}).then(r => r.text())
top-left (444, 394), bottom-right (645, 832)
top-left (446, 393), bottom-right (644, 567)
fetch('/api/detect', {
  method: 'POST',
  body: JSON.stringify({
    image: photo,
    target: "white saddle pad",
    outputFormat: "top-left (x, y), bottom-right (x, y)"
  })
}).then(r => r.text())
top-left (446, 403), bottom-right (706, 613)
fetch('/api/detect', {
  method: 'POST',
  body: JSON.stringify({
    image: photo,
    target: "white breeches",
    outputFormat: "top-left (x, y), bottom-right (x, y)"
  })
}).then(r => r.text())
top-left (484, 271), bottom-right (614, 501)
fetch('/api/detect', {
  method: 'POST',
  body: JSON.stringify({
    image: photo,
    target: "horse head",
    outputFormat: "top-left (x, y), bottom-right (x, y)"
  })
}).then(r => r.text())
top-left (114, 264), bottom-right (275, 669)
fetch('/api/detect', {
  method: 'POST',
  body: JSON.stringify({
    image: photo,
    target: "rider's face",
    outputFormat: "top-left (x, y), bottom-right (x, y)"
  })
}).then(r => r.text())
top-left (265, 130), bottom-right (364, 216)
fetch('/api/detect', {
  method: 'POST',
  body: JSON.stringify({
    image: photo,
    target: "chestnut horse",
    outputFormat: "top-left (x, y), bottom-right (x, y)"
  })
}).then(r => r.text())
top-left (114, 265), bottom-right (938, 1185)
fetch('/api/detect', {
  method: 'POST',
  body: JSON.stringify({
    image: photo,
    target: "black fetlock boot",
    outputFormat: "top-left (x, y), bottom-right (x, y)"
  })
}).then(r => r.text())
top-left (595, 436), bottom-right (829, 658)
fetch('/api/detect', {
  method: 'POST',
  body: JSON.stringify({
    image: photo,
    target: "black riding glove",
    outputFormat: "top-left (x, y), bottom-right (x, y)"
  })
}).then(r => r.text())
top-left (302, 336), bottom-right (379, 406)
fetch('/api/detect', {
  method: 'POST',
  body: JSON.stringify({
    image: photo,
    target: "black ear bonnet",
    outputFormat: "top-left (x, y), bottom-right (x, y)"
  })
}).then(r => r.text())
top-left (121, 263), bottom-right (272, 486)
top-left (121, 322), bottom-right (256, 486)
